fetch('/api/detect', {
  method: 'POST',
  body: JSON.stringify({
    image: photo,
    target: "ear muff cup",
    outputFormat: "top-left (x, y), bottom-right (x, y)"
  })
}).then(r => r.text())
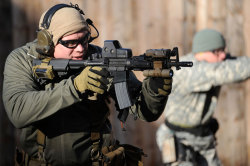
top-left (36, 29), bottom-right (54, 55)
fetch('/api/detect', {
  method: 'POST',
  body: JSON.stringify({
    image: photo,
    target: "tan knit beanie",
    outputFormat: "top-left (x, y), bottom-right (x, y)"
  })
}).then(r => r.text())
top-left (39, 6), bottom-right (89, 45)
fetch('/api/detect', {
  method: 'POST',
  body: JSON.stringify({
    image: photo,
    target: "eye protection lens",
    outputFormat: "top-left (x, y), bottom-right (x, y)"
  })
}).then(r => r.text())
top-left (59, 33), bottom-right (90, 48)
top-left (212, 47), bottom-right (225, 54)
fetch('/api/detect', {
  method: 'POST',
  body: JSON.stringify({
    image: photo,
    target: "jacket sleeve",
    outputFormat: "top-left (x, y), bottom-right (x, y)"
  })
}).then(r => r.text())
top-left (184, 56), bottom-right (250, 93)
top-left (128, 73), bottom-right (168, 122)
top-left (2, 47), bottom-right (81, 128)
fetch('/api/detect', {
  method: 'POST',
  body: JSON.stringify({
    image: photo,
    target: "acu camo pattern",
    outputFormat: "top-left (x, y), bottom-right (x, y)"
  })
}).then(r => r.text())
top-left (164, 53), bottom-right (250, 127)
top-left (156, 53), bottom-right (250, 165)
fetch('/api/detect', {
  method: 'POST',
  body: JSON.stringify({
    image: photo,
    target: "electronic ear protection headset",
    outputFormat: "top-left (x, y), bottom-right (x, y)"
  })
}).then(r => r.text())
top-left (36, 3), bottom-right (99, 56)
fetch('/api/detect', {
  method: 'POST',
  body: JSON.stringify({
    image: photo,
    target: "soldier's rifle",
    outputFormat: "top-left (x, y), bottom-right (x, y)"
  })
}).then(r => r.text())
top-left (32, 40), bottom-right (193, 122)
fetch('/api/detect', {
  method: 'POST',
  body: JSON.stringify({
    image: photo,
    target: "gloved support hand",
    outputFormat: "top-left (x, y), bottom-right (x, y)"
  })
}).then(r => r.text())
top-left (149, 77), bottom-right (172, 96)
top-left (74, 66), bottom-right (109, 94)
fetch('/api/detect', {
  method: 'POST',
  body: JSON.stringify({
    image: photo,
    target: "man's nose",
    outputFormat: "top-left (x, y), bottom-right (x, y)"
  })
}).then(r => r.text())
top-left (75, 42), bottom-right (85, 51)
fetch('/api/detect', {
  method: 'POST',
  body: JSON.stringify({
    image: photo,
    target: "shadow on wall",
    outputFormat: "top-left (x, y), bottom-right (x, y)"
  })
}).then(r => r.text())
top-left (0, 1), bottom-right (15, 166)
top-left (0, 0), bottom-right (39, 165)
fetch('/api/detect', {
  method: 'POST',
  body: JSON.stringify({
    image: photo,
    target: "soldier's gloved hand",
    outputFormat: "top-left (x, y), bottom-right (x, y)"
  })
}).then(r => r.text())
top-left (74, 66), bottom-right (109, 94)
top-left (149, 77), bottom-right (172, 96)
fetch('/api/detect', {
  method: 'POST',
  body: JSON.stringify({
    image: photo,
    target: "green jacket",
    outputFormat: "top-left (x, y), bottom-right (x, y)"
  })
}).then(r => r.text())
top-left (3, 41), bottom-right (168, 165)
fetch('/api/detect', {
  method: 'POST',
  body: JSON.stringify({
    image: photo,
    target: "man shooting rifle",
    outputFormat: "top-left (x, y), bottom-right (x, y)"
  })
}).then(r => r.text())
top-left (3, 3), bottom-right (191, 166)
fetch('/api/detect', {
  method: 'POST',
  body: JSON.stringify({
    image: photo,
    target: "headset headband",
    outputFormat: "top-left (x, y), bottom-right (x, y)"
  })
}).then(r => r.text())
top-left (41, 3), bottom-right (84, 29)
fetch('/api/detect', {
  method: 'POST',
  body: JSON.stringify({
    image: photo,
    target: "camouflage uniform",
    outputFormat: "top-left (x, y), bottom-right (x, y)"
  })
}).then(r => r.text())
top-left (156, 53), bottom-right (250, 166)
top-left (3, 41), bottom-right (168, 166)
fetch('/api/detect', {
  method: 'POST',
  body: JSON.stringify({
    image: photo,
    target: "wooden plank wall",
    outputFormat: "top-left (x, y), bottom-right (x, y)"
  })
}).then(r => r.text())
top-left (0, 0), bottom-right (249, 165)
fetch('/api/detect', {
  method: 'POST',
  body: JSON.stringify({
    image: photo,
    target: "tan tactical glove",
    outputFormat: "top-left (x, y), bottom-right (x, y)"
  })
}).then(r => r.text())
top-left (149, 77), bottom-right (172, 96)
top-left (74, 66), bottom-right (109, 94)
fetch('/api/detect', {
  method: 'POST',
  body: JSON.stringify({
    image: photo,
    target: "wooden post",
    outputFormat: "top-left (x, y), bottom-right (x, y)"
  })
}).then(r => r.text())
top-left (195, 0), bottom-right (208, 30)
top-left (243, 0), bottom-right (250, 165)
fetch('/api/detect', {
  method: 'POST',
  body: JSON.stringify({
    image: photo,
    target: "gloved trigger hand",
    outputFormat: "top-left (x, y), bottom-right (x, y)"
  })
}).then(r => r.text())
top-left (74, 66), bottom-right (110, 94)
top-left (149, 77), bottom-right (172, 96)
